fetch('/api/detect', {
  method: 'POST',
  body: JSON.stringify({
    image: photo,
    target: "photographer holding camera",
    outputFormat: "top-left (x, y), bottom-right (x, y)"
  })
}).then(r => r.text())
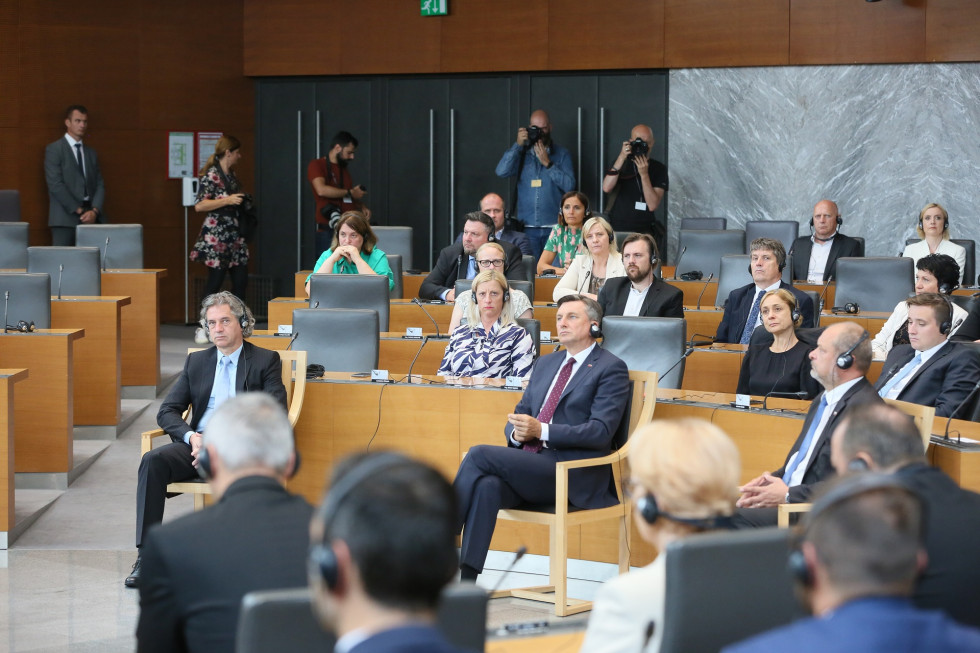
top-left (309, 131), bottom-right (370, 260)
top-left (602, 124), bottom-right (669, 252)
top-left (495, 109), bottom-right (575, 259)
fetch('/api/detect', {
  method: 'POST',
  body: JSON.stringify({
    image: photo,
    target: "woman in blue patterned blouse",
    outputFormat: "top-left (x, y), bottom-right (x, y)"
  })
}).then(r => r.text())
top-left (437, 270), bottom-right (535, 379)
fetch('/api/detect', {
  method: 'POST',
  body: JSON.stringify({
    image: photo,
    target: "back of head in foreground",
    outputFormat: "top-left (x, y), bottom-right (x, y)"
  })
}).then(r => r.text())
top-left (308, 452), bottom-right (459, 639)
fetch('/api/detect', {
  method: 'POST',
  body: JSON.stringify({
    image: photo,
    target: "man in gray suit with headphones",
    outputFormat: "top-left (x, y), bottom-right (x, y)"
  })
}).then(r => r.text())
top-left (44, 105), bottom-right (106, 245)
top-left (137, 393), bottom-right (311, 653)
top-left (127, 292), bottom-right (287, 589)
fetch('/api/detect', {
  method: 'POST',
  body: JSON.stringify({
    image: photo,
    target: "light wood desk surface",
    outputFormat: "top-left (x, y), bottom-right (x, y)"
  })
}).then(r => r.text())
top-left (486, 630), bottom-right (584, 652)
top-left (101, 269), bottom-right (165, 388)
top-left (0, 368), bottom-right (29, 536)
top-left (0, 330), bottom-right (81, 473)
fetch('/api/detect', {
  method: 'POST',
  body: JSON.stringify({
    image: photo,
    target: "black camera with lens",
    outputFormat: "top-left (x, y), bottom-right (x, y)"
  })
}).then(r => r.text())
top-left (321, 205), bottom-right (343, 229)
top-left (628, 137), bottom-right (649, 158)
top-left (526, 125), bottom-right (543, 145)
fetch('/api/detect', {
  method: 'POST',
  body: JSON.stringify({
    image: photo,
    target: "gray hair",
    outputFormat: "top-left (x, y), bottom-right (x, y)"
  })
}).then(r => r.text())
top-left (202, 393), bottom-right (293, 475)
top-left (199, 291), bottom-right (255, 337)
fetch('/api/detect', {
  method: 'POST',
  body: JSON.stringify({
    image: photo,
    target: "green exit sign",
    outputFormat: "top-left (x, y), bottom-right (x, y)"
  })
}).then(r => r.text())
top-left (421, 0), bottom-right (447, 16)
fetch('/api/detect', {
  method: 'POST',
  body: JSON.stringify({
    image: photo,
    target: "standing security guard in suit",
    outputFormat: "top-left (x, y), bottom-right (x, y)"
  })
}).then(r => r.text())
top-left (127, 292), bottom-right (287, 588)
top-left (44, 105), bottom-right (106, 245)
top-left (453, 294), bottom-right (630, 581)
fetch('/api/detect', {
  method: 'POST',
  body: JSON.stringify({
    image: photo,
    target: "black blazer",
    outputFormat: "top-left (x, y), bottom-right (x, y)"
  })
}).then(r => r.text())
top-left (790, 233), bottom-right (863, 282)
top-left (773, 377), bottom-right (883, 502)
top-left (715, 281), bottom-right (815, 344)
top-left (418, 239), bottom-right (524, 300)
top-left (137, 476), bottom-right (314, 653)
top-left (597, 276), bottom-right (684, 319)
top-left (157, 341), bottom-right (287, 441)
top-left (875, 342), bottom-right (980, 418)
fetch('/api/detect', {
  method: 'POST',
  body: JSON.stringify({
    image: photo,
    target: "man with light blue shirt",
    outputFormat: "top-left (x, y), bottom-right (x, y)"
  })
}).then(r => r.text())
top-left (495, 110), bottom-right (575, 258)
top-left (128, 292), bottom-right (287, 588)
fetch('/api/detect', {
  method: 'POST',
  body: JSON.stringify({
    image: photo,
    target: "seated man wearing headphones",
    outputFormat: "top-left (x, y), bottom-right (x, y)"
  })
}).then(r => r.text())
top-left (716, 237), bottom-right (815, 344)
top-left (136, 394), bottom-right (312, 653)
top-left (597, 232), bottom-right (684, 319)
top-left (733, 322), bottom-right (883, 528)
top-left (128, 291), bottom-right (287, 589)
top-left (874, 293), bottom-right (980, 418)
top-left (309, 452), bottom-right (463, 653)
top-left (790, 199), bottom-right (863, 283)
top-left (724, 475), bottom-right (980, 652)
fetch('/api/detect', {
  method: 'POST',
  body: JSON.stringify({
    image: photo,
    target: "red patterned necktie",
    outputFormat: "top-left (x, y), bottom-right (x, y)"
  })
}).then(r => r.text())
top-left (523, 358), bottom-right (575, 453)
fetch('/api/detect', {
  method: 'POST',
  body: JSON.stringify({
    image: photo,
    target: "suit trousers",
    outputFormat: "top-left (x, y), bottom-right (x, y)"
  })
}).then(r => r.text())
top-left (455, 444), bottom-right (560, 572)
top-left (135, 442), bottom-right (200, 547)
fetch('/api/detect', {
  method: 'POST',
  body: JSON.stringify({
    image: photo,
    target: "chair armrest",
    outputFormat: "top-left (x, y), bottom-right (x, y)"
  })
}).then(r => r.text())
top-left (777, 502), bottom-right (812, 528)
top-left (140, 428), bottom-right (170, 457)
top-left (555, 445), bottom-right (630, 472)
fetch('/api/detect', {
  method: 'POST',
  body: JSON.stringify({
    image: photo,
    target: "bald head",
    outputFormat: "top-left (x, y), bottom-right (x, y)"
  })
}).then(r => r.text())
top-left (631, 124), bottom-right (654, 148)
top-left (479, 193), bottom-right (506, 231)
top-left (808, 321), bottom-right (870, 390)
top-left (830, 403), bottom-right (926, 476)
top-left (812, 200), bottom-right (841, 240)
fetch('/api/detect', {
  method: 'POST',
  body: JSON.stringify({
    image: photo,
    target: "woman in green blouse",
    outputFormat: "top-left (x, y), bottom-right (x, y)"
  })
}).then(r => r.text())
top-left (536, 190), bottom-right (590, 275)
top-left (305, 211), bottom-right (394, 295)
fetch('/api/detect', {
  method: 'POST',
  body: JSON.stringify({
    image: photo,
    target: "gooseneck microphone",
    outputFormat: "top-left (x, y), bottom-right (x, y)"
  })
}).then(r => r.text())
top-left (660, 347), bottom-right (694, 382)
top-left (944, 378), bottom-right (980, 442)
top-left (285, 331), bottom-right (300, 350)
top-left (412, 297), bottom-right (447, 339)
top-left (760, 358), bottom-right (789, 411)
top-left (57, 264), bottom-right (64, 300)
top-left (102, 236), bottom-right (110, 271)
top-left (817, 278), bottom-right (833, 314)
top-left (672, 246), bottom-right (687, 280)
top-left (762, 391), bottom-right (808, 411)
top-left (488, 546), bottom-right (528, 595)
top-left (405, 335), bottom-right (429, 383)
top-left (695, 272), bottom-right (714, 310)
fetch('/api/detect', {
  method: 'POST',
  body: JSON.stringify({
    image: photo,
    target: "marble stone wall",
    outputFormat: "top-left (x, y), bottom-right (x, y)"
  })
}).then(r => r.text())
top-left (667, 64), bottom-right (980, 284)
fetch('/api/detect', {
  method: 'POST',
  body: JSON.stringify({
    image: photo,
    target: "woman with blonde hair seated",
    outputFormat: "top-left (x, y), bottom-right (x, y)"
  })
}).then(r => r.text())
top-left (438, 270), bottom-right (534, 379)
top-left (902, 203), bottom-right (966, 285)
top-left (304, 211), bottom-right (394, 295)
top-left (553, 215), bottom-right (626, 301)
top-left (448, 242), bottom-right (532, 332)
top-left (581, 418), bottom-right (740, 653)
top-left (736, 288), bottom-right (821, 399)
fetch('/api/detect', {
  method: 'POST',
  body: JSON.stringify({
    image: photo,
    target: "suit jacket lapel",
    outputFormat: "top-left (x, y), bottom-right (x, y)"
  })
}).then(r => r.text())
top-left (904, 342), bottom-right (950, 388)
top-left (879, 347), bottom-right (915, 387)
top-left (824, 237), bottom-right (844, 279)
top-left (236, 342), bottom-right (251, 392)
top-left (783, 391), bottom-right (825, 468)
top-left (191, 347), bottom-right (219, 428)
top-left (530, 352), bottom-right (564, 412)
top-left (559, 347), bottom-right (598, 402)
top-left (639, 281), bottom-right (661, 316)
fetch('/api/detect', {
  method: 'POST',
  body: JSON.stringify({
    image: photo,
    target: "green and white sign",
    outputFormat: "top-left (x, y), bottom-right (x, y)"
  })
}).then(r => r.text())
top-left (421, 0), bottom-right (447, 17)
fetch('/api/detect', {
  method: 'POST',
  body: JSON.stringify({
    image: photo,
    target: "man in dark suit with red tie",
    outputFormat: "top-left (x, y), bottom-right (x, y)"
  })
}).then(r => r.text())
top-left (453, 294), bottom-right (630, 580)
top-left (732, 321), bottom-right (883, 527)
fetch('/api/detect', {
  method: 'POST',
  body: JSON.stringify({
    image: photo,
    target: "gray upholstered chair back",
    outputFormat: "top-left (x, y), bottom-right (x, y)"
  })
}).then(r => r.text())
top-left (0, 190), bottom-right (20, 222)
top-left (744, 220), bottom-right (799, 254)
top-left (520, 254), bottom-right (535, 296)
top-left (76, 224), bottom-right (144, 268)
top-left (236, 584), bottom-right (487, 653)
top-left (27, 246), bottom-right (101, 296)
top-left (600, 316), bottom-right (686, 388)
top-left (515, 317), bottom-right (541, 359)
top-left (715, 255), bottom-right (792, 308)
top-left (0, 222), bottom-right (29, 269)
top-left (851, 236), bottom-right (866, 257)
top-left (308, 274), bottom-right (390, 332)
top-left (292, 308), bottom-right (379, 373)
top-left (659, 529), bottom-right (799, 653)
top-left (0, 273), bottom-right (52, 329)
top-left (835, 257), bottom-right (914, 313)
top-left (454, 278), bottom-right (532, 306)
top-left (680, 217), bottom-right (727, 230)
top-left (386, 254), bottom-right (403, 299)
top-left (676, 230), bottom-right (745, 278)
top-left (614, 231), bottom-right (630, 252)
top-left (373, 226), bottom-right (413, 270)
top-left (905, 237), bottom-right (976, 285)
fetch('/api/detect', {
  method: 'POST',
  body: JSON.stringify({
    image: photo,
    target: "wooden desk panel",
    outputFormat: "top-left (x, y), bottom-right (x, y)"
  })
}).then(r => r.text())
top-left (534, 276), bottom-right (559, 303)
top-left (0, 330), bottom-right (80, 473)
top-left (667, 279), bottom-right (718, 307)
top-left (819, 311), bottom-right (890, 331)
top-left (487, 631), bottom-right (584, 652)
top-left (249, 332), bottom-right (451, 375)
top-left (0, 369), bottom-right (28, 536)
top-left (101, 269), bottom-right (165, 387)
top-left (683, 346), bottom-right (743, 392)
top-left (52, 297), bottom-right (128, 426)
top-left (683, 307), bottom-right (724, 340)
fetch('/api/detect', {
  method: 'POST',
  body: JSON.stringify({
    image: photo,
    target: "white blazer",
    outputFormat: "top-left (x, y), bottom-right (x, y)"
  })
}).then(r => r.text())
top-left (552, 252), bottom-right (627, 301)
top-left (581, 555), bottom-right (666, 653)
top-left (902, 239), bottom-right (967, 286)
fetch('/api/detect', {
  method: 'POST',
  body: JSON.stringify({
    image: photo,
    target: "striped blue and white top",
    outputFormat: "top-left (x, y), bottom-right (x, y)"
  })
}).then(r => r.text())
top-left (437, 320), bottom-right (534, 379)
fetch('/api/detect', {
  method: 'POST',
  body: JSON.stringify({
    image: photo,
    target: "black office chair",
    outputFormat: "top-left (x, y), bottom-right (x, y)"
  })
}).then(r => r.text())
top-left (601, 316), bottom-right (686, 389)
top-left (0, 273), bottom-right (52, 329)
top-left (676, 230), bottom-right (745, 279)
top-left (835, 257), bottom-right (914, 314)
top-left (308, 274), bottom-right (390, 332)
top-left (27, 246), bottom-right (101, 296)
top-left (852, 236), bottom-right (866, 257)
top-left (0, 190), bottom-right (20, 222)
top-left (292, 308), bottom-right (380, 373)
top-left (515, 317), bottom-right (541, 359)
top-left (744, 220), bottom-right (799, 255)
top-left (520, 254), bottom-right (536, 298)
top-left (680, 217), bottom-right (726, 230)
top-left (659, 528), bottom-right (800, 653)
top-left (76, 224), bottom-right (144, 268)
top-left (386, 254), bottom-right (403, 299)
top-left (715, 255), bottom-right (792, 308)
top-left (0, 222), bottom-right (29, 269)
top-left (373, 226), bottom-right (413, 271)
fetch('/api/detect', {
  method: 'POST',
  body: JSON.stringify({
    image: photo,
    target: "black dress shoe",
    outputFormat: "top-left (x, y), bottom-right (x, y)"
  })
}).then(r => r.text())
top-left (125, 557), bottom-right (142, 588)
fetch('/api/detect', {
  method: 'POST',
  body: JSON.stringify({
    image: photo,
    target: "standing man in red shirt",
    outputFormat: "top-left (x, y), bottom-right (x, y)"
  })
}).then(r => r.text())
top-left (308, 131), bottom-right (370, 259)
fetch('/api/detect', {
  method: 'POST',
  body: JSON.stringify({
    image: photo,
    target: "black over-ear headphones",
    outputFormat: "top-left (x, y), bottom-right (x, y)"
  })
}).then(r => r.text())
top-left (835, 329), bottom-right (869, 370)
top-left (847, 458), bottom-right (870, 472)
top-left (201, 312), bottom-right (249, 336)
top-left (919, 212), bottom-right (950, 232)
top-left (809, 215), bottom-right (843, 229)
top-left (590, 322), bottom-right (602, 339)
top-left (309, 453), bottom-right (408, 591)
top-left (637, 492), bottom-right (731, 530)
top-left (787, 474), bottom-right (920, 587)
top-left (938, 294), bottom-right (955, 336)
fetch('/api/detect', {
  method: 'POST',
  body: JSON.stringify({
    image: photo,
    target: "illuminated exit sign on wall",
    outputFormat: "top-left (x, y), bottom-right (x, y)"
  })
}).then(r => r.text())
top-left (421, 0), bottom-right (447, 17)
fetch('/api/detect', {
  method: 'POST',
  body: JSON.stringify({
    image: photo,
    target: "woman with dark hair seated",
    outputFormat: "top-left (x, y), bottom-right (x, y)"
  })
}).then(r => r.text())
top-left (304, 210), bottom-right (394, 295)
top-left (736, 288), bottom-right (821, 399)
top-left (871, 253), bottom-right (967, 360)
top-left (437, 270), bottom-right (534, 379)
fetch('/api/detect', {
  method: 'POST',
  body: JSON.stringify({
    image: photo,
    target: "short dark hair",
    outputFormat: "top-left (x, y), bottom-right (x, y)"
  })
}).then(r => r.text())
top-left (556, 294), bottom-right (602, 325)
top-left (64, 104), bottom-right (88, 119)
top-left (916, 254), bottom-right (960, 293)
top-left (749, 237), bottom-right (786, 271)
top-left (906, 292), bottom-right (953, 331)
top-left (463, 211), bottom-right (495, 236)
top-left (837, 404), bottom-right (926, 469)
top-left (329, 131), bottom-right (358, 150)
top-left (621, 232), bottom-right (659, 263)
top-left (314, 452), bottom-right (458, 611)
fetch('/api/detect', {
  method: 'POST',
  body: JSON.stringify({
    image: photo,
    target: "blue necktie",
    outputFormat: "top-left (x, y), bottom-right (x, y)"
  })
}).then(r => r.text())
top-left (878, 353), bottom-right (922, 399)
top-left (466, 256), bottom-right (477, 279)
top-left (782, 396), bottom-right (828, 484)
top-left (739, 290), bottom-right (764, 344)
top-left (213, 356), bottom-right (232, 407)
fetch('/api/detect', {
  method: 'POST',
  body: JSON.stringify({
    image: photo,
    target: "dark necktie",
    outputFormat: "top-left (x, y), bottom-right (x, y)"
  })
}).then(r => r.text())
top-left (75, 143), bottom-right (89, 198)
top-left (523, 358), bottom-right (576, 453)
top-left (739, 290), bottom-right (764, 344)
